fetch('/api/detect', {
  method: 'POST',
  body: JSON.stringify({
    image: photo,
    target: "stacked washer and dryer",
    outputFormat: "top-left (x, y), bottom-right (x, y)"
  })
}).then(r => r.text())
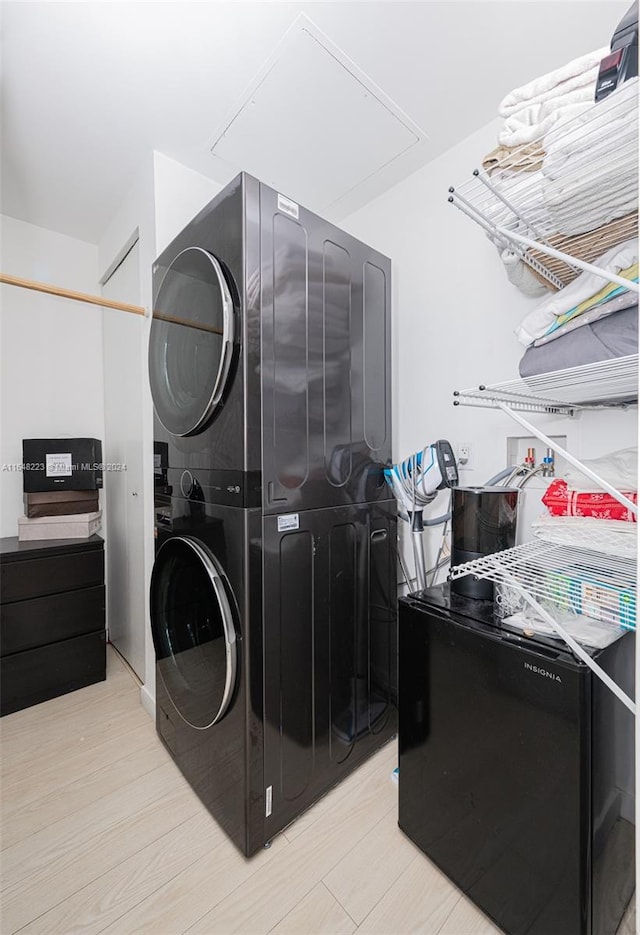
top-left (148, 173), bottom-right (397, 856)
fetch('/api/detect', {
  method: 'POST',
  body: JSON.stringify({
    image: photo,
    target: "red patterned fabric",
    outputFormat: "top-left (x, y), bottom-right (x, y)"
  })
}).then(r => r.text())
top-left (542, 479), bottom-right (637, 523)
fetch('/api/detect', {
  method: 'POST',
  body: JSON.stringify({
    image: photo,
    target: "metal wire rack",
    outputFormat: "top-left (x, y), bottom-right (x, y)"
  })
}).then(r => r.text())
top-left (448, 79), bottom-right (639, 290)
top-left (450, 539), bottom-right (636, 713)
top-left (450, 539), bottom-right (635, 623)
top-left (532, 519), bottom-right (637, 559)
top-left (453, 354), bottom-right (639, 414)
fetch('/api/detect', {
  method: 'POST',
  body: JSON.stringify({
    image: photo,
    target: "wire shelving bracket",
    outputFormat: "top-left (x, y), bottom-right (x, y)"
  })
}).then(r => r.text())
top-left (453, 355), bottom-right (638, 514)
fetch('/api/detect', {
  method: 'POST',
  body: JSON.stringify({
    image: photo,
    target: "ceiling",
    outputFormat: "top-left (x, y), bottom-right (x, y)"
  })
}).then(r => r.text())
top-left (1, 1), bottom-right (627, 244)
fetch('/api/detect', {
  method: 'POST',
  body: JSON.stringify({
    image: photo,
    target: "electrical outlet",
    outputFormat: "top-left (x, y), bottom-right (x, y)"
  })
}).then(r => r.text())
top-left (458, 443), bottom-right (471, 468)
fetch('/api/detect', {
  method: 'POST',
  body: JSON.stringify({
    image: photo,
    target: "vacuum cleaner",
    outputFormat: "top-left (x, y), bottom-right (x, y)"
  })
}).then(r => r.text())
top-left (385, 440), bottom-right (459, 591)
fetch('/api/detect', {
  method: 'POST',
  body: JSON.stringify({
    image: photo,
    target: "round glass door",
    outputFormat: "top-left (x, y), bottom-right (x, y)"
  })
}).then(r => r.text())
top-left (149, 247), bottom-right (235, 437)
top-left (150, 536), bottom-right (237, 729)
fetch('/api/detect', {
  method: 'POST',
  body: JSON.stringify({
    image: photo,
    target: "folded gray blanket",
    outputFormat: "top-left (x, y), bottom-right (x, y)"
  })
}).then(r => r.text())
top-left (519, 305), bottom-right (638, 378)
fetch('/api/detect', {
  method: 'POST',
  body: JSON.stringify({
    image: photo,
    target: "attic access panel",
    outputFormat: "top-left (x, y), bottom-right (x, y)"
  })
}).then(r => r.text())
top-left (209, 18), bottom-right (425, 213)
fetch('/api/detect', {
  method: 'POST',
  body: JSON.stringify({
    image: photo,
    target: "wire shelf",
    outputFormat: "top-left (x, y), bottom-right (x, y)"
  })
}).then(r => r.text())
top-left (453, 354), bottom-right (638, 413)
top-left (532, 518), bottom-right (637, 559)
top-left (448, 79), bottom-right (639, 290)
top-left (450, 539), bottom-right (636, 630)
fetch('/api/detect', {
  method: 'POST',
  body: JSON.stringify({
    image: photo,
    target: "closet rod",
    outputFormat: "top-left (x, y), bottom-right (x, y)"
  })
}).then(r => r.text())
top-left (0, 273), bottom-right (146, 316)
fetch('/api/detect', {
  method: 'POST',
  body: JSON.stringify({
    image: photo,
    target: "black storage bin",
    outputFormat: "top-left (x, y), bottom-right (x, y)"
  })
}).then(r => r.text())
top-left (22, 438), bottom-right (103, 492)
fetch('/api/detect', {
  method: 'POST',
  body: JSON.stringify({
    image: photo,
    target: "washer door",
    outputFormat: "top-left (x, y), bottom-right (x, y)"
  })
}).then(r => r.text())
top-left (149, 247), bottom-right (235, 437)
top-left (150, 536), bottom-right (237, 729)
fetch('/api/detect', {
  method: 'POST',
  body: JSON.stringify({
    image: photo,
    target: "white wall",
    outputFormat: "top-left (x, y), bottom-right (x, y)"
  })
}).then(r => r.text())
top-left (94, 151), bottom-right (223, 712)
top-left (340, 119), bottom-right (637, 582)
top-left (153, 152), bottom-right (223, 256)
top-left (98, 156), bottom-right (157, 710)
top-left (0, 216), bottom-right (102, 537)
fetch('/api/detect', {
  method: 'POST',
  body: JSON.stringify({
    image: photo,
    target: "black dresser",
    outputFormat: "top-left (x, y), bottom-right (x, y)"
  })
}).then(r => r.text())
top-left (0, 535), bottom-right (106, 716)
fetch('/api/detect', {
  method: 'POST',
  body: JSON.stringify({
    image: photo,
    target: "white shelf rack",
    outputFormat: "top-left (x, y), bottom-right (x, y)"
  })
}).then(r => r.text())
top-left (453, 355), bottom-right (638, 515)
top-left (448, 83), bottom-right (638, 715)
top-left (450, 540), bottom-right (636, 714)
top-left (454, 355), bottom-right (638, 415)
top-left (448, 79), bottom-right (639, 291)
top-left (532, 519), bottom-right (637, 559)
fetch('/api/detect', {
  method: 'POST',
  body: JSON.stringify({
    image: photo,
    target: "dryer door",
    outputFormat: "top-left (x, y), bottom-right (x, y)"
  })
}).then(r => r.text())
top-left (149, 247), bottom-right (235, 437)
top-left (150, 536), bottom-right (237, 729)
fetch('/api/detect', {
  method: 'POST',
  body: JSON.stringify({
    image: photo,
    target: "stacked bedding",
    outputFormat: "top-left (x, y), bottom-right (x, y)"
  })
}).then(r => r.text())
top-left (541, 79), bottom-right (638, 236)
top-left (480, 44), bottom-right (639, 295)
top-left (515, 238), bottom-right (638, 377)
top-left (531, 448), bottom-right (638, 558)
top-left (501, 448), bottom-right (637, 643)
top-left (494, 47), bottom-right (607, 151)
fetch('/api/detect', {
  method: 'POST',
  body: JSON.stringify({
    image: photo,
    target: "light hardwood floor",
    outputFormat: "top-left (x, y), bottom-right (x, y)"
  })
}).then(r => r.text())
top-left (1, 647), bottom-right (636, 935)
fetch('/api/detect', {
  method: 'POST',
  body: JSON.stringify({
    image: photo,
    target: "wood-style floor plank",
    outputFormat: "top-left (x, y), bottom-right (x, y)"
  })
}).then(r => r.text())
top-left (1, 646), bottom-right (635, 935)
top-left (1, 714), bottom-right (158, 814)
top-left (355, 854), bottom-right (460, 934)
top-left (184, 744), bottom-right (399, 935)
top-left (18, 809), bottom-right (223, 934)
top-left (269, 882), bottom-right (356, 935)
top-left (323, 804), bottom-right (416, 925)
top-left (2, 732), bottom-right (166, 849)
top-left (2, 763), bottom-right (203, 932)
top-left (281, 742), bottom-right (397, 844)
top-left (438, 893), bottom-right (503, 935)
top-left (2, 757), bottom-right (184, 891)
top-left (97, 834), bottom-right (287, 935)
top-left (0, 648), bottom-right (137, 744)
top-left (1, 693), bottom-right (149, 787)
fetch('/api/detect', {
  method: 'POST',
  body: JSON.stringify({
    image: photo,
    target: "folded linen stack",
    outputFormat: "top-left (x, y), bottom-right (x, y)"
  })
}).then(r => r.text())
top-left (533, 448), bottom-right (637, 556)
top-left (479, 47), bottom-right (639, 296)
top-left (515, 238), bottom-right (638, 377)
top-left (497, 47), bottom-right (607, 149)
top-left (541, 78), bottom-right (639, 236)
top-left (531, 451), bottom-right (638, 589)
top-left (541, 479), bottom-right (636, 523)
top-left (482, 47), bottom-right (605, 185)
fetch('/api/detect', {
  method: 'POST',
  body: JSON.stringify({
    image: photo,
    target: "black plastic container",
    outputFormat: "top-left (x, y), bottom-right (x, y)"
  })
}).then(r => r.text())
top-left (451, 486), bottom-right (519, 600)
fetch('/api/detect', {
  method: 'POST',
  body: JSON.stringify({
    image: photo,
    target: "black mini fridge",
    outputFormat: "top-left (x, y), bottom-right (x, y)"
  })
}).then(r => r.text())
top-left (399, 585), bottom-right (635, 935)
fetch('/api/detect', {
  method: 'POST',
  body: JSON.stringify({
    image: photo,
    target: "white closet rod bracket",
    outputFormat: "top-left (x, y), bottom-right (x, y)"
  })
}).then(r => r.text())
top-left (495, 400), bottom-right (638, 515)
top-left (448, 192), bottom-right (567, 290)
top-left (0, 273), bottom-right (148, 317)
top-left (473, 169), bottom-right (559, 253)
top-left (494, 229), bottom-right (640, 293)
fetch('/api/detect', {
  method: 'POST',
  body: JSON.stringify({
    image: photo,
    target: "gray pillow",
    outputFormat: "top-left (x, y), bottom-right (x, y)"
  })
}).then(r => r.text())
top-left (519, 305), bottom-right (638, 379)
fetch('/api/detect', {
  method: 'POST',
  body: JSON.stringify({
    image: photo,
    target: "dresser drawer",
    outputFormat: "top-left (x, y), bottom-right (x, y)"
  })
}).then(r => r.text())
top-left (0, 585), bottom-right (105, 656)
top-left (1, 630), bottom-right (106, 716)
top-left (0, 549), bottom-right (104, 604)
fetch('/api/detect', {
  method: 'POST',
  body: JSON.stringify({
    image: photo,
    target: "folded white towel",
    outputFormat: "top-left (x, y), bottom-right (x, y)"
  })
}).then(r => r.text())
top-left (514, 238), bottom-right (638, 345)
top-left (563, 447), bottom-right (638, 492)
top-left (501, 248), bottom-right (550, 296)
top-left (541, 78), bottom-right (639, 235)
top-left (499, 47), bottom-right (608, 116)
top-left (499, 92), bottom-right (596, 148)
top-left (483, 168), bottom-right (554, 234)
